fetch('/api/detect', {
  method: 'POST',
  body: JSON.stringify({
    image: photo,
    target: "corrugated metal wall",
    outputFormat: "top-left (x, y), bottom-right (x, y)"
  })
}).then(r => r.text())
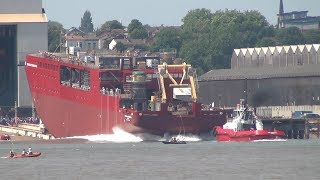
top-left (198, 76), bottom-right (320, 107)
top-left (231, 45), bottom-right (320, 69)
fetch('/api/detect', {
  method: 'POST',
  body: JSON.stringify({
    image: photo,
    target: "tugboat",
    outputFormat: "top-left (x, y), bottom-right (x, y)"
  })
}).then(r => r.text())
top-left (215, 99), bottom-right (287, 142)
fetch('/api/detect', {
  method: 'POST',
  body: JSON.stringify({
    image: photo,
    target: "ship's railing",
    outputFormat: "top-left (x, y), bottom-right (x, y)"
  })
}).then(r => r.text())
top-left (100, 88), bottom-right (121, 96)
top-left (61, 81), bottom-right (90, 91)
top-left (37, 51), bottom-right (98, 69)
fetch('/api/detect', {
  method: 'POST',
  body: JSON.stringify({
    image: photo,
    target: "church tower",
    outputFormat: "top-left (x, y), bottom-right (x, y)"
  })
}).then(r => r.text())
top-left (277, 0), bottom-right (284, 28)
top-left (279, 0), bottom-right (284, 14)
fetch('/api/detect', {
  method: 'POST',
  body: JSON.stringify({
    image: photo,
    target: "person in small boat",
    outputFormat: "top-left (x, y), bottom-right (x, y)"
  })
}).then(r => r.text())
top-left (21, 149), bottom-right (26, 156)
top-left (9, 150), bottom-right (15, 158)
top-left (27, 147), bottom-right (32, 155)
top-left (171, 137), bottom-right (177, 143)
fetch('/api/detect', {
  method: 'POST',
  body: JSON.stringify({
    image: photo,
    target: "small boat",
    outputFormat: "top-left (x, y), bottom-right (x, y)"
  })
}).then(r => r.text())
top-left (162, 137), bottom-right (186, 144)
top-left (7, 152), bottom-right (41, 159)
top-left (215, 99), bottom-right (287, 142)
top-left (0, 134), bottom-right (10, 140)
top-left (162, 141), bottom-right (186, 144)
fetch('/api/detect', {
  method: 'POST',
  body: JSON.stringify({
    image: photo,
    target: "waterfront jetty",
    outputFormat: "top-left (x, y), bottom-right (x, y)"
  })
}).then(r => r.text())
top-left (0, 123), bottom-right (53, 140)
top-left (262, 118), bottom-right (320, 139)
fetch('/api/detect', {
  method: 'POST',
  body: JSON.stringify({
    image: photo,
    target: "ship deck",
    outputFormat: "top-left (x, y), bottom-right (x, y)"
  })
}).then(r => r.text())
top-left (29, 52), bottom-right (100, 69)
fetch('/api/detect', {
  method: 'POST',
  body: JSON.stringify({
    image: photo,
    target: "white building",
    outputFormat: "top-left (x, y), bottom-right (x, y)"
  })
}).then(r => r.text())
top-left (65, 28), bottom-right (99, 54)
top-left (0, 0), bottom-right (48, 109)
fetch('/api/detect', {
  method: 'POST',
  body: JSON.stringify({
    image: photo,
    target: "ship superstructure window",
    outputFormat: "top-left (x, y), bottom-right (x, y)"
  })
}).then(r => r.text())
top-left (60, 66), bottom-right (71, 86)
top-left (135, 57), bottom-right (160, 69)
top-left (100, 71), bottom-right (121, 81)
top-left (60, 66), bottom-right (90, 91)
top-left (80, 70), bottom-right (90, 90)
top-left (71, 68), bottom-right (80, 85)
top-left (145, 58), bottom-right (159, 69)
top-left (122, 58), bottom-right (131, 69)
top-left (99, 57), bottom-right (120, 69)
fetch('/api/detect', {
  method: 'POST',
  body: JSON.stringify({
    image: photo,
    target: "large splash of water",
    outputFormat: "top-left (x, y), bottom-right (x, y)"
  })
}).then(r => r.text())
top-left (68, 127), bottom-right (143, 143)
top-left (67, 127), bottom-right (211, 143)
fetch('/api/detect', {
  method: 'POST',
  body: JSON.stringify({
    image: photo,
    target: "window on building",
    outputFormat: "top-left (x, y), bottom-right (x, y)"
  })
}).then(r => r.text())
top-left (88, 43), bottom-right (91, 49)
top-left (93, 43), bottom-right (96, 49)
top-left (79, 42), bottom-right (83, 48)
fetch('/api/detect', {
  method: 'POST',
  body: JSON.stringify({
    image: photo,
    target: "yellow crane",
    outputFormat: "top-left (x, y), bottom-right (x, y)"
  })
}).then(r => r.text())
top-left (157, 62), bottom-right (197, 103)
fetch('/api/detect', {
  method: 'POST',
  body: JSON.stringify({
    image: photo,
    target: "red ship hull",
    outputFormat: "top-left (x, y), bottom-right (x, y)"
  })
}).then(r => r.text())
top-left (31, 91), bottom-right (226, 137)
top-left (25, 54), bottom-right (227, 138)
top-left (215, 126), bottom-right (287, 142)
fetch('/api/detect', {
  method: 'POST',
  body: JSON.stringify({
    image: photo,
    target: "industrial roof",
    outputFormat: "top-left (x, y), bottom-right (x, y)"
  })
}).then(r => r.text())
top-left (199, 64), bottom-right (320, 81)
top-left (0, 14), bottom-right (47, 23)
top-left (233, 44), bottom-right (320, 56)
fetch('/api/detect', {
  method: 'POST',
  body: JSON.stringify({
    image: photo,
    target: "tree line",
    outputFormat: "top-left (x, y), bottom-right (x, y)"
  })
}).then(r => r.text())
top-left (48, 9), bottom-right (320, 74)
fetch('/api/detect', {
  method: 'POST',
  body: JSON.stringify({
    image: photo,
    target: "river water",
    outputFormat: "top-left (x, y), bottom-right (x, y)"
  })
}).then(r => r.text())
top-left (1, 135), bottom-right (320, 180)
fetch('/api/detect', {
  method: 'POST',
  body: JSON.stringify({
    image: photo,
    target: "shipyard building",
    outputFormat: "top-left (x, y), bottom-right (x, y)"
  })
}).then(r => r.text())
top-left (198, 44), bottom-right (320, 108)
top-left (0, 0), bottom-right (48, 112)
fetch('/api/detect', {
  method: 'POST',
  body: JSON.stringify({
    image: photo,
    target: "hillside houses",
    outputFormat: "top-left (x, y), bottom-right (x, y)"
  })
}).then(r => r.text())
top-left (64, 27), bottom-right (157, 54)
top-left (109, 39), bottom-right (147, 50)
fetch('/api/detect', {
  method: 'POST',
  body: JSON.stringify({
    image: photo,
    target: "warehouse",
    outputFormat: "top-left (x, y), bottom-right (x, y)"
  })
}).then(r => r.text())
top-left (199, 44), bottom-right (320, 107)
top-left (0, 0), bottom-right (47, 111)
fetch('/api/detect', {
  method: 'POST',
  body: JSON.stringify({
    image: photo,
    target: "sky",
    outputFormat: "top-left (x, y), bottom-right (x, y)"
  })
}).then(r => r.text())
top-left (43, 0), bottom-right (320, 29)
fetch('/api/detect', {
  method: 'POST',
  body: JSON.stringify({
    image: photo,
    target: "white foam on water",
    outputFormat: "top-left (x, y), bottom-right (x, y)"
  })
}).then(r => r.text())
top-left (253, 139), bottom-right (287, 142)
top-left (177, 134), bottom-right (201, 142)
top-left (66, 127), bottom-right (212, 143)
top-left (166, 134), bottom-right (202, 142)
top-left (67, 127), bottom-right (143, 143)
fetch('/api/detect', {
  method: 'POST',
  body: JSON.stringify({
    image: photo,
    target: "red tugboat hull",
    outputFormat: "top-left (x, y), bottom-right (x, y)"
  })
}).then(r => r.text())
top-left (25, 53), bottom-right (227, 138)
top-left (215, 126), bottom-right (287, 142)
top-left (1, 134), bottom-right (10, 140)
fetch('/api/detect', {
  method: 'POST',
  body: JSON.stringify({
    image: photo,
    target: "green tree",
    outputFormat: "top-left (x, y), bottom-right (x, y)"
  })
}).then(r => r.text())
top-left (48, 21), bottom-right (64, 52)
top-left (303, 30), bottom-right (320, 44)
top-left (275, 27), bottom-right (304, 45)
top-left (180, 9), bottom-right (269, 73)
top-left (103, 39), bottom-right (112, 49)
top-left (96, 20), bottom-right (123, 36)
top-left (181, 8), bottom-right (212, 35)
top-left (128, 19), bottom-right (143, 33)
top-left (79, 10), bottom-right (94, 33)
top-left (115, 42), bottom-right (126, 52)
top-left (150, 27), bottom-right (182, 52)
top-left (256, 37), bottom-right (277, 47)
top-left (257, 26), bottom-right (275, 39)
top-left (129, 28), bottom-right (148, 39)
top-left (179, 41), bottom-right (209, 74)
top-left (127, 19), bottom-right (148, 39)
